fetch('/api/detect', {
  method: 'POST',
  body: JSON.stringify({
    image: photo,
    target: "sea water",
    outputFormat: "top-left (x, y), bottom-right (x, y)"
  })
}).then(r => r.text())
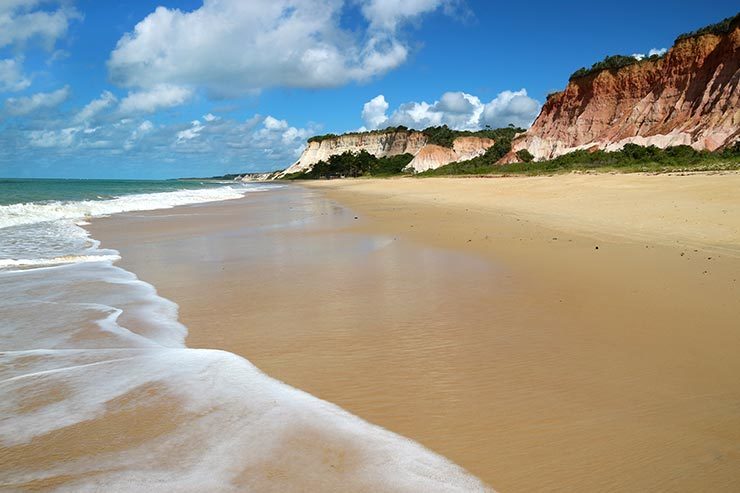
top-left (0, 179), bottom-right (489, 491)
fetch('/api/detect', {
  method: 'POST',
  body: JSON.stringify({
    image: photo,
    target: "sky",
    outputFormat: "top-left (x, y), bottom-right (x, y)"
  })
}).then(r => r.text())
top-left (0, 0), bottom-right (737, 179)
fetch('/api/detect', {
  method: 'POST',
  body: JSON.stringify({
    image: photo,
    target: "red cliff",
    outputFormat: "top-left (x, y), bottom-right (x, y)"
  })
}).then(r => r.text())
top-left (508, 15), bottom-right (740, 161)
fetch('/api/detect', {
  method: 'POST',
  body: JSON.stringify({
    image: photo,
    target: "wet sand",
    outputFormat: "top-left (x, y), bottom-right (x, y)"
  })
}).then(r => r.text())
top-left (89, 174), bottom-right (740, 491)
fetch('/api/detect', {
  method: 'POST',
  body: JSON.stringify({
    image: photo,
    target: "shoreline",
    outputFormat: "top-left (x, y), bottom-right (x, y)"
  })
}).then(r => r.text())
top-left (88, 174), bottom-right (740, 491)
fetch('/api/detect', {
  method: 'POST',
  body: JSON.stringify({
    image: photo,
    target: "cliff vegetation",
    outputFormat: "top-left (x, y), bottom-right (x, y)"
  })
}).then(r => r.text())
top-left (569, 12), bottom-right (738, 81)
top-left (420, 143), bottom-right (740, 176)
top-left (307, 125), bottom-right (523, 149)
top-left (282, 151), bottom-right (414, 179)
top-left (675, 12), bottom-right (739, 42)
top-left (569, 54), bottom-right (663, 81)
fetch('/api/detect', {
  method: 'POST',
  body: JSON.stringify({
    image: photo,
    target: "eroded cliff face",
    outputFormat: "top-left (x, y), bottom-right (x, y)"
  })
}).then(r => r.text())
top-left (280, 131), bottom-right (428, 176)
top-left (406, 137), bottom-right (495, 172)
top-left (281, 131), bottom-right (497, 175)
top-left (508, 23), bottom-right (740, 161)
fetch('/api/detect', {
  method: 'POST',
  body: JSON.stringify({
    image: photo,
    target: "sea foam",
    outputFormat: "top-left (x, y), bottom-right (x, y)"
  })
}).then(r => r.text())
top-left (0, 185), bottom-right (256, 230)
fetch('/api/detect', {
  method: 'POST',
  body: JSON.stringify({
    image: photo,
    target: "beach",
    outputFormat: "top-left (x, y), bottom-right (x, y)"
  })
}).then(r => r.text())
top-left (85, 173), bottom-right (740, 492)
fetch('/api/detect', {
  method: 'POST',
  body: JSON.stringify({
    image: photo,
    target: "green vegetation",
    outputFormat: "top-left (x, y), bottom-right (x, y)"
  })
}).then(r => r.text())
top-left (421, 125), bottom-right (523, 148)
top-left (283, 142), bottom-right (740, 180)
top-left (282, 151), bottom-right (414, 179)
top-left (307, 126), bottom-right (411, 143)
top-left (284, 125), bottom-right (524, 180)
top-left (306, 124), bottom-right (524, 149)
top-left (420, 143), bottom-right (740, 177)
top-left (675, 12), bottom-right (739, 42)
top-left (306, 133), bottom-right (339, 143)
top-left (516, 149), bottom-right (534, 162)
top-left (568, 12), bottom-right (739, 81)
top-left (569, 54), bottom-right (662, 81)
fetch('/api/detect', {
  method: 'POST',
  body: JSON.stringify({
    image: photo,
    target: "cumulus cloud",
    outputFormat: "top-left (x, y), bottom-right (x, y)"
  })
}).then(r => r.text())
top-left (118, 84), bottom-right (193, 114)
top-left (28, 126), bottom-right (78, 147)
top-left (176, 120), bottom-right (205, 143)
top-left (2, 100), bottom-right (317, 175)
top-left (0, 58), bottom-right (31, 92)
top-left (0, 1), bottom-right (80, 50)
top-left (5, 85), bottom-right (70, 115)
top-left (361, 94), bottom-right (390, 129)
top-left (479, 89), bottom-right (541, 128)
top-left (255, 115), bottom-right (313, 156)
top-left (107, 0), bottom-right (448, 96)
top-left (123, 120), bottom-right (154, 150)
top-left (74, 91), bottom-right (117, 123)
top-left (361, 0), bottom-right (449, 31)
top-left (632, 47), bottom-right (668, 61)
top-left (0, 2), bottom-right (79, 98)
top-left (362, 89), bottom-right (541, 131)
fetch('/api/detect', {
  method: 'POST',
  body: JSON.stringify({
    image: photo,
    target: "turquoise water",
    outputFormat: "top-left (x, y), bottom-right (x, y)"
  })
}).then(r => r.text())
top-left (0, 178), bottom-right (229, 206)
top-left (0, 177), bottom-right (261, 263)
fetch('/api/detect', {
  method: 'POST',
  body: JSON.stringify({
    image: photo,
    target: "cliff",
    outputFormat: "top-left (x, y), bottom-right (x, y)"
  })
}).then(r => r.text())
top-left (405, 137), bottom-right (495, 172)
top-left (239, 171), bottom-right (281, 182)
top-left (280, 130), bottom-right (497, 176)
top-left (280, 130), bottom-right (427, 176)
top-left (507, 15), bottom-right (740, 161)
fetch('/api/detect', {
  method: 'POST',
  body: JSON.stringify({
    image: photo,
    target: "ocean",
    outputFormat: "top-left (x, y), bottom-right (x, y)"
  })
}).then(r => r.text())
top-left (0, 178), bottom-right (488, 491)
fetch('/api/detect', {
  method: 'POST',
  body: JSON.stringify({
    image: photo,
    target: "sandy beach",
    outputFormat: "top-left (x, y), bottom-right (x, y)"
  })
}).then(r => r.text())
top-left (87, 173), bottom-right (740, 492)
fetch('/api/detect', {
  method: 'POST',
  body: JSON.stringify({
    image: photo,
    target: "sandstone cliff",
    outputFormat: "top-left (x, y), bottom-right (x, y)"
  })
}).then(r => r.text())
top-left (507, 16), bottom-right (740, 161)
top-left (281, 130), bottom-right (497, 175)
top-left (405, 137), bottom-right (495, 172)
top-left (280, 130), bottom-right (427, 176)
top-left (239, 171), bottom-right (281, 182)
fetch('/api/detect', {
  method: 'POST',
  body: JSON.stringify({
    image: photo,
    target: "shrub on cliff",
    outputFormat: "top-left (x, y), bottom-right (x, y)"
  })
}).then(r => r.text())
top-left (569, 55), bottom-right (648, 80)
top-left (307, 126), bottom-right (413, 143)
top-left (675, 12), bottom-right (739, 42)
top-left (422, 126), bottom-right (459, 147)
top-left (307, 133), bottom-right (339, 143)
top-left (516, 149), bottom-right (535, 163)
top-left (287, 151), bottom-right (413, 179)
top-left (569, 13), bottom-right (739, 82)
top-left (420, 143), bottom-right (740, 176)
top-left (422, 125), bottom-right (524, 148)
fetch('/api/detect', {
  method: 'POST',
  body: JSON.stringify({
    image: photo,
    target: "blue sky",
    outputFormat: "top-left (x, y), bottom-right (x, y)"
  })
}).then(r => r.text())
top-left (0, 0), bottom-right (737, 179)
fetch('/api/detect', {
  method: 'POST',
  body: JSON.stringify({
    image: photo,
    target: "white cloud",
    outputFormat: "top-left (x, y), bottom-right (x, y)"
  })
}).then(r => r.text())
top-left (362, 94), bottom-right (389, 129)
top-left (1, 109), bottom-right (319, 175)
top-left (633, 47), bottom-right (668, 61)
top-left (5, 85), bottom-right (70, 115)
top-left (28, 127), bottom-right (78, 147)
top-left (118, 84), bottom-right (193, 114)
top-left (107, 0), bottom-right (447, 96)
top-left (0, 58), bottom-right (31, 92)
top-left (254, 115), bottom-right (313, 157)
top-left (385, 92), bottom-right (482, 129)
top-left (362, 89), bottom-right (541, 131)
top-left (123, 120), bottom-right (154, 150)
top-left (479, 89), bottom-right (541, 129)
top-left (176, 120), bottom-right (205, 143)
top-left (203, 113), bottom-right (218, 122)
top-left (437, 91), bottom-right (476, 114)
top-left (361, 0), bottom-right (448, 31)
top-left (74, 91), bottom-right (117, 123)
top-left (138, 120), bottom-right (153, 132)
top-left (0, 1), bottom-right (80, 50)
top-left (263, 115), bottom-right (289, 131)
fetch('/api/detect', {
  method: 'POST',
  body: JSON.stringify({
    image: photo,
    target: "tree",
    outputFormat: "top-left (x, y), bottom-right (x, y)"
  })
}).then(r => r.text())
top-left (516, 149), bottom-right (535, 163)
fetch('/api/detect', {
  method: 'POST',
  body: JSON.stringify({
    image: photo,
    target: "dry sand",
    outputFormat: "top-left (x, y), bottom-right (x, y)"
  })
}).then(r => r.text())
top-left (89, 173), bottom-right (740, 492)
